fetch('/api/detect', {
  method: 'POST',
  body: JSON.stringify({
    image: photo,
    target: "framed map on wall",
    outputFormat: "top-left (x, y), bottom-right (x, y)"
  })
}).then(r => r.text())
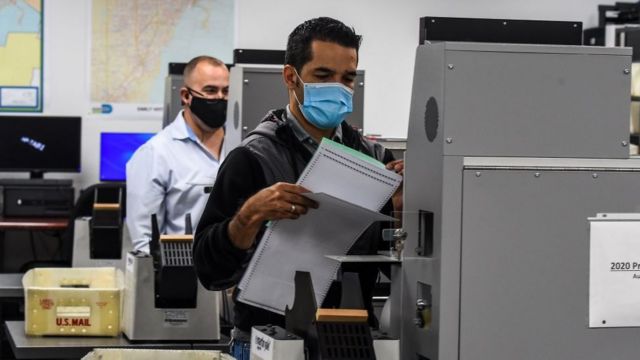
top-left (0, 0), bottom-right (43, 112)
top-left (89, 0), bottom-right (234, 118)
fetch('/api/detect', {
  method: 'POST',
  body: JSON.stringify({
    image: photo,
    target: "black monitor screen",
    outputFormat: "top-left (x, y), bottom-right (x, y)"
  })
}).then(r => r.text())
top-left (0, 116), bottom-right (81, 176)
top-left (100, 132), bottom-right (155, 182)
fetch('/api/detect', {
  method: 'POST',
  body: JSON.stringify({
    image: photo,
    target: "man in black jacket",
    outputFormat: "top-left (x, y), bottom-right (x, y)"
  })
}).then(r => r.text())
top-left (193, 16), bottom-right (404, 357)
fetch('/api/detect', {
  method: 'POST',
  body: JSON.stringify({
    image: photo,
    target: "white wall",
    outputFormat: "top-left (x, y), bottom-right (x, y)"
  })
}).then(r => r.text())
top-left (1, 0), bottom-right (611, 189)
top-left (235, 0), bottom-right (606, 138)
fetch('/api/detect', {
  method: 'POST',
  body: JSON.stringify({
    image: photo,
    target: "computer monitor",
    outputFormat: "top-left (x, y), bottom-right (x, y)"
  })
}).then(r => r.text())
top-left (0, 116), bottom-right (82, 178)
top-left (100, 132), bottom-right (155, 182)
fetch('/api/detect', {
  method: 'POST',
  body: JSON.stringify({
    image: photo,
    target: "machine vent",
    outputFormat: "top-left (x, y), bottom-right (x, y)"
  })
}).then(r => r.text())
top-left (233, 100), bottom-right (240, 130)
top-left (424, 97), bottom-right (439, 142)
top-left (160, 241), bottom-right (193, 267)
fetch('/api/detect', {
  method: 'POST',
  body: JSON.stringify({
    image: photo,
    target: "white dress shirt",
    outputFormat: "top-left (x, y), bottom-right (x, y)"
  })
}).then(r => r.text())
top-left (126, 112), bottom-right (225, 253)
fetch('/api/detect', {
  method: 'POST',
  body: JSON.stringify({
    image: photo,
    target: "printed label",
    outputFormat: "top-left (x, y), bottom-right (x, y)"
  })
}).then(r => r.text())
top-left (56, 318), bottom-right (91, 326)
top-left (163, 310), bottom-right (188, 327)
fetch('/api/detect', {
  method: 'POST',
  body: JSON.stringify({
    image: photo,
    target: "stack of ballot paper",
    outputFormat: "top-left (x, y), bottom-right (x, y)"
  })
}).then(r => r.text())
top-left (237, 138), bottom-right (402, 314)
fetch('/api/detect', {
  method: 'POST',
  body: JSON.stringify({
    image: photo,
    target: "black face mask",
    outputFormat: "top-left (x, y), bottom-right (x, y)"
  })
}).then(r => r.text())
top-left (188, 90), bottom-right (227, 129)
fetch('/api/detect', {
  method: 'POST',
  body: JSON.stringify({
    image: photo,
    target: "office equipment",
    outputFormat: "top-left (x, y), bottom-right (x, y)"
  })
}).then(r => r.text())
top-left (585, 4), bottom-right (640, 146)
top-left (225, 64), bottom-right (366, 151)
top-left (72, 184), bottom-right (131, 269)
top-left (100, 132), bottom-right (154, 182)
top-left (615, 26), bottom-right (640, 61)
top-left (250, 325), bottom-right (304, 360)
top-left (121, 215), bottom-right (220, 341)
top-left (238, 139), bottom-right (400, 314)
top-left (419, 17), bottom-right (582, 45)
top-left (0, 116), bottom-right (81, 179)
top-left (598, 1), bottom-right (640, 25)
top-left (163, 63), bottom-right (187, 128)
top-left (249, 271), bottom-right (400, 360)
top-left (395, 39), bottom-right (640, 359)
top-left (0, 179), bottom-right (74, 217)
top-left (90, 190), bottom-right (122, 259)
top-left (251, 321), bottom-right (381, 360)
top-left (314, 309), bottom-right (376, 360)
top-left (239, 193), bottom-right (394, 314)
top-left (584, 1), bottom-right (640, 46)
top-left (234, 49), bottom-right (285, 64)
top-left (611, 26), bottom-right (640, 142)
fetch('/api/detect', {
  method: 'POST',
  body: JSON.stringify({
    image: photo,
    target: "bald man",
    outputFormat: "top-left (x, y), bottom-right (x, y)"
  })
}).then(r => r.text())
top-left (127, 55), bottom-right (230, 253)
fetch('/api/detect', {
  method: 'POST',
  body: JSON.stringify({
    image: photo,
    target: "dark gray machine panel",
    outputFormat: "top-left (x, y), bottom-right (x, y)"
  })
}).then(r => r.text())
top-left (227, 66), bottom-right (366, 150)
top-left (238, 67), bottom-right (365, 136)
top-left (420, 43), bottom-right (631, 159)
top-left (236, 67), bottom-right (288, 137)
top-left (459, 168), bottom-right (640, 359)
top-left (163, 74), bottom-right (184, 128)
top-left (400, 42), bottom-right (636, 360)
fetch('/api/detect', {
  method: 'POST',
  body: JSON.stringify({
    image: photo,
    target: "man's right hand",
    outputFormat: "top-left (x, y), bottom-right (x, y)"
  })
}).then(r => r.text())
top-left (228, 182), bottom-right (318, 250)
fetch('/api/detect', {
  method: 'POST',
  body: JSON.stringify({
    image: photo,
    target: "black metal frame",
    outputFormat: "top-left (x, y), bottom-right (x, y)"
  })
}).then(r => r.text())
top-left (233, 49), bottom-right (285, 65)
top-left (419, 17), bottom-right (583, 46)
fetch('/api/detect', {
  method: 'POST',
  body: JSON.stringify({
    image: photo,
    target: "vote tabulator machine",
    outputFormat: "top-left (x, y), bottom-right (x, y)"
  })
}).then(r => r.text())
top-left (393, 17), bottom-right (640, 359)
top-left (121, 214), bottom-right (221, 341)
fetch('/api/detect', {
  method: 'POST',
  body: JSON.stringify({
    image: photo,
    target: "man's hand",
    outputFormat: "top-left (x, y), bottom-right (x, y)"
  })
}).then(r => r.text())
top-left (386, 160), bottom-right (404, 213)
top-left (385, 159), bottom-right (404, 176)
top-left (228, 182), bottom-right (318, 250)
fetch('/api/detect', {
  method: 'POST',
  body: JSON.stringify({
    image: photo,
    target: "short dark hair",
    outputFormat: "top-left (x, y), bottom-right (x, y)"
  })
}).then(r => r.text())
top-left (285, 17), bottom-right (362, 72)
top-left (183, 55), bottom-right (226, 82)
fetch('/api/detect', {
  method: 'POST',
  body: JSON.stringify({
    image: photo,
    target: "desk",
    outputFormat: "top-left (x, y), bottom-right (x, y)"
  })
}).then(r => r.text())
top-left (0, 218), bottom-right (68, 359)
top-left (0, 218), bottom-right (68, 231)
top-left (0, 217), bottom-right (68, 272)
top-left (0, 274), bottom-right (23, 358)
top-left (5, 321), bottom-right (231, 359)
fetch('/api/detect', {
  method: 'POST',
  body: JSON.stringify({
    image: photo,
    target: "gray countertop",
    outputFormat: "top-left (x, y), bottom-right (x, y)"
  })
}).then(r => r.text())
top-left (0, 273), bottom-right (23, 298)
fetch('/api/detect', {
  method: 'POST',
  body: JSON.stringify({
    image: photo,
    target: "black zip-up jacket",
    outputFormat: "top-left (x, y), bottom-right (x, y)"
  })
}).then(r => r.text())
top-left (193, 109), bottom-right (395, 332)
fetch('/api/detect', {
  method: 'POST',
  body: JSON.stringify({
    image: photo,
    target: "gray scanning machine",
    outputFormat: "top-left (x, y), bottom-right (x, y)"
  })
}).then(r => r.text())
top-left (72, 186), bottom-right (131, 270)
top-left (121, 214), bottom-right (220, 341)
top-left (392, 18), bottom-right (640, 360)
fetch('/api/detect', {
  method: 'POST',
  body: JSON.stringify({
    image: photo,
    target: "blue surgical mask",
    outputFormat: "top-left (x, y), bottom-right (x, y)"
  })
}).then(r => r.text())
top-left (293, 71), bottom-right (354, 129)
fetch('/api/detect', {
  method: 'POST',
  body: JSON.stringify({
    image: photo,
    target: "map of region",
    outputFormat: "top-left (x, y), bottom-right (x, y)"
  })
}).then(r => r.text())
top-left (91, 0), bottom-right (234, 116)
top-left (0, 0), bottom-right (43, 112)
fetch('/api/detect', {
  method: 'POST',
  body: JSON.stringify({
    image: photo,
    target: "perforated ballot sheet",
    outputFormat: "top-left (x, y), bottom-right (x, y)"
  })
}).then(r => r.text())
top-left (589, 213), bottom-right (640, 328)
top-left (237, 138), bottom-right (401, 314)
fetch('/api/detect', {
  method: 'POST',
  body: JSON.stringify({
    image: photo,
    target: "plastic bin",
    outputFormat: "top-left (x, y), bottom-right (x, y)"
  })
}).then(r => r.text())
top-left (22, 267), bottom-right (124, 337)
top-left (81, 349), bottom-right (235, 360)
